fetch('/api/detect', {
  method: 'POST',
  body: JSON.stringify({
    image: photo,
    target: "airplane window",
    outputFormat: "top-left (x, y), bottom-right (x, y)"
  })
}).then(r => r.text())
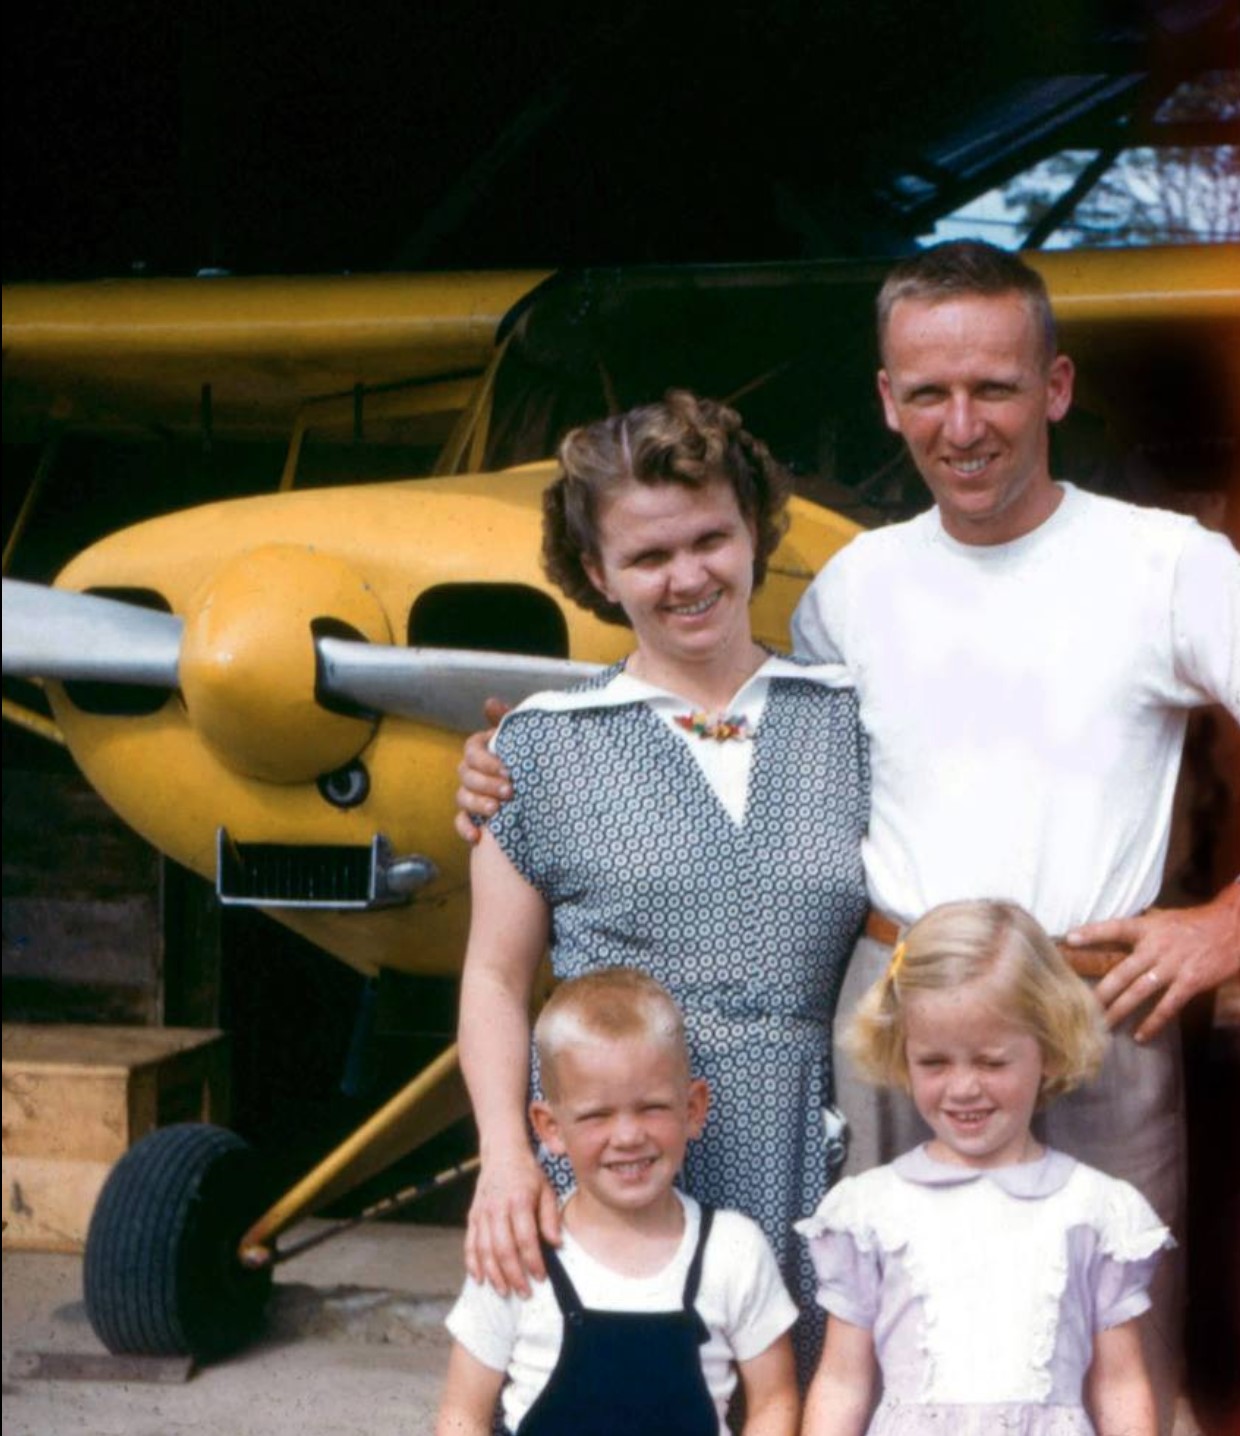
top-left (408, 584), bottom-right (569, 658)
top-left (63, 588), bottom-right (175, 716)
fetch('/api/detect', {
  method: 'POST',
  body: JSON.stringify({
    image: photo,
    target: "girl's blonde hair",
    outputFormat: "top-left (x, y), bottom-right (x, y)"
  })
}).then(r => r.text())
top-left (845, 899), bottom-right (1106, 1105)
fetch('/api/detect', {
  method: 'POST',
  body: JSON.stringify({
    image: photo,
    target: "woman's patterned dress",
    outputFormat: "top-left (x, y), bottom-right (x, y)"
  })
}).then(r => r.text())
top-left (488, 661), bottom-right (869, 1377)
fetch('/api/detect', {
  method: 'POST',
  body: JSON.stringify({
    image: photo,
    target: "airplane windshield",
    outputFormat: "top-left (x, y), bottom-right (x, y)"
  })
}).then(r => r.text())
top-left (483, 254), bottom-right (1240, 526)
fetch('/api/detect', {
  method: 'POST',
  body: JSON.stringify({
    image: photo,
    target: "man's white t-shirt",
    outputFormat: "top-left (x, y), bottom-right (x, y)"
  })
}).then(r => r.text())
top-left (791, 484), bottom-right (1239, 933)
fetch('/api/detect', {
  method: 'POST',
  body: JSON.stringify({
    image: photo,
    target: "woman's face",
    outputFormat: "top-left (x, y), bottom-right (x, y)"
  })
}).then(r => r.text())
top-left (582, 477), bottom-right (758, 675)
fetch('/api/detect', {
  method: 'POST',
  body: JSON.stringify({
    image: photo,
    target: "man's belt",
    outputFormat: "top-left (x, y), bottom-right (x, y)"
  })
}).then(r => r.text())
top-left (862, 909), bottom-right (1130, 980)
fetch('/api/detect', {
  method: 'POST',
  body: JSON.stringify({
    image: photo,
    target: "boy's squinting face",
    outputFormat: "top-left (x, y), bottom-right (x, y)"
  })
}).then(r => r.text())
top-left (531, 1035), bottom-right (708, 1217)
top-left (903, 981), bottom-right (1046, 1169)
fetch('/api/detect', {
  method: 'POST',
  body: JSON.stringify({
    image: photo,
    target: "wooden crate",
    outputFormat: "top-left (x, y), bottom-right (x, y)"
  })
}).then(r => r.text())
top-left (2, 1024), bottom-right (229, 1252)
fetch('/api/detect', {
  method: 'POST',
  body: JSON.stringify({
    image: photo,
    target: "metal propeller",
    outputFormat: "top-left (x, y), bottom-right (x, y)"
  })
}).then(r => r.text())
top-left (2, 579), bottom-right (183, 687)
top-left (2, 578), bottom-right (601, 734)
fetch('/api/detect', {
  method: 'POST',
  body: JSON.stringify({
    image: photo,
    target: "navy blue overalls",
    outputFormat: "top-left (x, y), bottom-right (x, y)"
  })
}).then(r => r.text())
top-left (518, 1206), bottom-right (719, 1436)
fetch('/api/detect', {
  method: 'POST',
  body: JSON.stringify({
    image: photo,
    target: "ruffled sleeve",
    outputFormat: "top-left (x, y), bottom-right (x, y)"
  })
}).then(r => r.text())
top-left (1088, 1175), bottom-right (1175, 1331)
top-left (794, 1177), bottom-right (883, 1328)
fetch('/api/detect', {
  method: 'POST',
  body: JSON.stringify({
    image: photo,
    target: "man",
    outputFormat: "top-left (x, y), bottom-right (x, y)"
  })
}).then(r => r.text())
top-left (457, 241), bottom-right (1240, 1430)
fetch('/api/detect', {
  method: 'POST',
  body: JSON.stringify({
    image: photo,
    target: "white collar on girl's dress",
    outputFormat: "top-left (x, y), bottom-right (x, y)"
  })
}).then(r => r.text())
top-left (503, 653), bottom-right (853, 720)
top-left (892, 1144), bottom-right (1076, 1199)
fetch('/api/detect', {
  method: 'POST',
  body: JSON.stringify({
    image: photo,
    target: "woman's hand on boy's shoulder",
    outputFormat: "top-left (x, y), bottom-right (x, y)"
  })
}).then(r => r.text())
top-left (465, 1145), bottom-right (561, 1298)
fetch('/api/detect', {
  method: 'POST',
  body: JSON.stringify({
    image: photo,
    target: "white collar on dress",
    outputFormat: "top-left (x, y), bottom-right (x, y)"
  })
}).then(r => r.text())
top-left (891, 1144), bottom-right (1076, 1199)
top-left (505, 653), bottom-right (852, 720)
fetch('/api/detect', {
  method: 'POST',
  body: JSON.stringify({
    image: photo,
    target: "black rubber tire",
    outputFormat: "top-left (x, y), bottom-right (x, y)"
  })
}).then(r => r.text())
top-left (84, 1123), bottom-right (273, 1362)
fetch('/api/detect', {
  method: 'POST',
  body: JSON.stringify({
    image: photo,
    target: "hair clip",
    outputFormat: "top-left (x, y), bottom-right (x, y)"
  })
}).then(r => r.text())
top-left (887, 940), bottom-right (907, 984)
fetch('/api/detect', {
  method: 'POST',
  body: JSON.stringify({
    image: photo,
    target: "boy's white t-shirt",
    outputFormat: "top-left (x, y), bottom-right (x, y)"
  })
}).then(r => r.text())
top-left (446, 1191), bottom-right (797, 1433)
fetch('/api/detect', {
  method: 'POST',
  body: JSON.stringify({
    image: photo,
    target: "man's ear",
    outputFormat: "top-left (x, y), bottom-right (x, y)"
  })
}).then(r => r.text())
top-left (530, 1099), bottom-right (566, 1156)
top-left (877, 370), bottom-right (901, 434)
top-left (1046, 353), bottom-right (1074, 423)
top-left (686, 1078), bottom-right (710, 1141)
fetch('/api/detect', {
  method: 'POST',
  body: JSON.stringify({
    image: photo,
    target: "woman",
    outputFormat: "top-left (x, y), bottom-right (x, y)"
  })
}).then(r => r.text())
top-left (458, 392), bottom-right (868, 1375)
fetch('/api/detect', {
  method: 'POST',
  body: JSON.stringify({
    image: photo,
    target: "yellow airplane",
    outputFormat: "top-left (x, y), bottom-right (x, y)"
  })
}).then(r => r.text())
top-left (4, 246), bottom-right (1238, 1360)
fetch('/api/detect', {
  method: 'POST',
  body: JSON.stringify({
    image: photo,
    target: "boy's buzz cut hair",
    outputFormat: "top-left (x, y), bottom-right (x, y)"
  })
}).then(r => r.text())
top-left (534, 967), bottom-right (689, 1101)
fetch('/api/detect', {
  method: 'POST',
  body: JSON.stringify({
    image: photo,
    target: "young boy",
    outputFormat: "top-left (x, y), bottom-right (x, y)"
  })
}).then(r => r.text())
top-left (436, 967), bottom-right (799, 1435)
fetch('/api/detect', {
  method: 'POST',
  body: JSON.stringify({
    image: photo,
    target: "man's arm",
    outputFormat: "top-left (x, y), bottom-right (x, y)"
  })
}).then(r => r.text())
top-left (1072, 531), bottom-right (1240, 1040)
top-left (736, 1333), bottom-right (799, 1436)
top-left (454, 698), bottom-right (513, 844)
top-left (1070, 881), bottom-right (1240, 1042)
top-left (435, 1342), bottom-right (507, 1436)
top-left (1085, 1319), bottom-right (1156, 1436)
top-left (458, 831), bottom-right (560, 1295)
top-left (789, 563), bottom-right (846, 664)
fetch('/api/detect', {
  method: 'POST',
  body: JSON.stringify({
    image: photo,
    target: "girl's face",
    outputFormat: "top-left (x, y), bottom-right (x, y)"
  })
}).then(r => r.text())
top-left (582, 477), bottom-right (757, 677)
top-left (902, 980), bottom-right (1046, 1169)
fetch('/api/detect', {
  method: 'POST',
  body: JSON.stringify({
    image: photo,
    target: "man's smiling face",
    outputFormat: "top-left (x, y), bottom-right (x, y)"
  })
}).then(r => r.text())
top-left (878, 291), bottom-right (1074, 546)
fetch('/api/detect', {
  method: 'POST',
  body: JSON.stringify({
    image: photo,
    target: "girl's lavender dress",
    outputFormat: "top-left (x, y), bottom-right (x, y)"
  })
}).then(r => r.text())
top-left (797, 1146), bottom-right (1171, 1435)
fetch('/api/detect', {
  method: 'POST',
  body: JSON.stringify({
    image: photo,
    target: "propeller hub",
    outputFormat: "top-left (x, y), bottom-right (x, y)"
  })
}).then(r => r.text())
top-left (179, 545), bottom-right (392, 782)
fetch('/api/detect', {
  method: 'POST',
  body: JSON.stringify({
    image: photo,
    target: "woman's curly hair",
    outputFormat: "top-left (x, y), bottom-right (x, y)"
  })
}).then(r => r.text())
top-left (541, 390), bottom-right (792, 626)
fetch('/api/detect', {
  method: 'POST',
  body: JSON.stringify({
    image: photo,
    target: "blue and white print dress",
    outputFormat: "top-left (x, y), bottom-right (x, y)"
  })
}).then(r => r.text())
top-left (487, 655), bottom-right (869, 1374)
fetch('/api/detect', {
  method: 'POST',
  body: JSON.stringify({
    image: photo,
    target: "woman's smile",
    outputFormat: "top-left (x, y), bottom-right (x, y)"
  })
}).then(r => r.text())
top-left (582, 477), bottom-right (761, 693)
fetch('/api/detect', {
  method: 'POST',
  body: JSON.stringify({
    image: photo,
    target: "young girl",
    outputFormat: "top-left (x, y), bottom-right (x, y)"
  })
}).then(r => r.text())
top-left (797, 899), bottom-right (1172, 1436)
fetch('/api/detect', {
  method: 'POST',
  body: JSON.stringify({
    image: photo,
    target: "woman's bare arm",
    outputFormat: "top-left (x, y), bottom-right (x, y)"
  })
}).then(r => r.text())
top-left (458, 829), bottom-right (558, 1296)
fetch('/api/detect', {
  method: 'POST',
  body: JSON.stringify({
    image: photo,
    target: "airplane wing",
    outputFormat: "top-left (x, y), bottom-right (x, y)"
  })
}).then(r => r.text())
top-left (2, 271), bottom-right (548, 444)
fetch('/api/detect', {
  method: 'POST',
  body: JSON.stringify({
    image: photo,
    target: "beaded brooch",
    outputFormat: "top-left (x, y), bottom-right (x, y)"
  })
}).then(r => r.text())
top-left (674, 711), bottom-right (754, 742)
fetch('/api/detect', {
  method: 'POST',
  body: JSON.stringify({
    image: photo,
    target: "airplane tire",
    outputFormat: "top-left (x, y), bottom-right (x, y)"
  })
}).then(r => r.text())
top-left (84, 1123), bottom-right (273, 1362)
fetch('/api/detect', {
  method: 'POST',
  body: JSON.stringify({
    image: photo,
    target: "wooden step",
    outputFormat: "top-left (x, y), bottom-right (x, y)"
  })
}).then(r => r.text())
top-left (2, 1024), bottom-right (229, 1252)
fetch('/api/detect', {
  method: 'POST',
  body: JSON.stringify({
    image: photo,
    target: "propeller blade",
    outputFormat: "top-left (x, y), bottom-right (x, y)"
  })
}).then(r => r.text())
top-left (316, 637), bottom-right (602, 733)
top-left (1, 579), bottom-right (183, 687)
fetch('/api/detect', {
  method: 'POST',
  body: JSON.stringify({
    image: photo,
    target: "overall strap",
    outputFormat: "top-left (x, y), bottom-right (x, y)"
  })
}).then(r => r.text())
top-left (540, 1241), bottom-right (584, 1319)
top-left (681, 1205), bottom-right (715, 1311)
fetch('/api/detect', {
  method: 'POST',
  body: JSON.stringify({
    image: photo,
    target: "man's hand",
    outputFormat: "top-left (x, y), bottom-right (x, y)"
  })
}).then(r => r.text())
top-left (1068, 884), bottom-right (1240, 1042)
top-left (464, 1144), bottom-right (561, 1298)
top-left (453, 697), bottom-right (513, 844)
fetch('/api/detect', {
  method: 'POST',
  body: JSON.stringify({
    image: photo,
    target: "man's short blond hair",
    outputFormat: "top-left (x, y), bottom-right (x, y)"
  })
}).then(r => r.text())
top-left (876, 240), bottom-right (1057, 369)
top-left (534, 967), bottom-right (689, 1101)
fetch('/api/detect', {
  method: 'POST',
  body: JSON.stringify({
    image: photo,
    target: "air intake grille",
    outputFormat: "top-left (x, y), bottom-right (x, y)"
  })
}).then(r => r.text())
top-left (217, 830), bottom-right (399, 909)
